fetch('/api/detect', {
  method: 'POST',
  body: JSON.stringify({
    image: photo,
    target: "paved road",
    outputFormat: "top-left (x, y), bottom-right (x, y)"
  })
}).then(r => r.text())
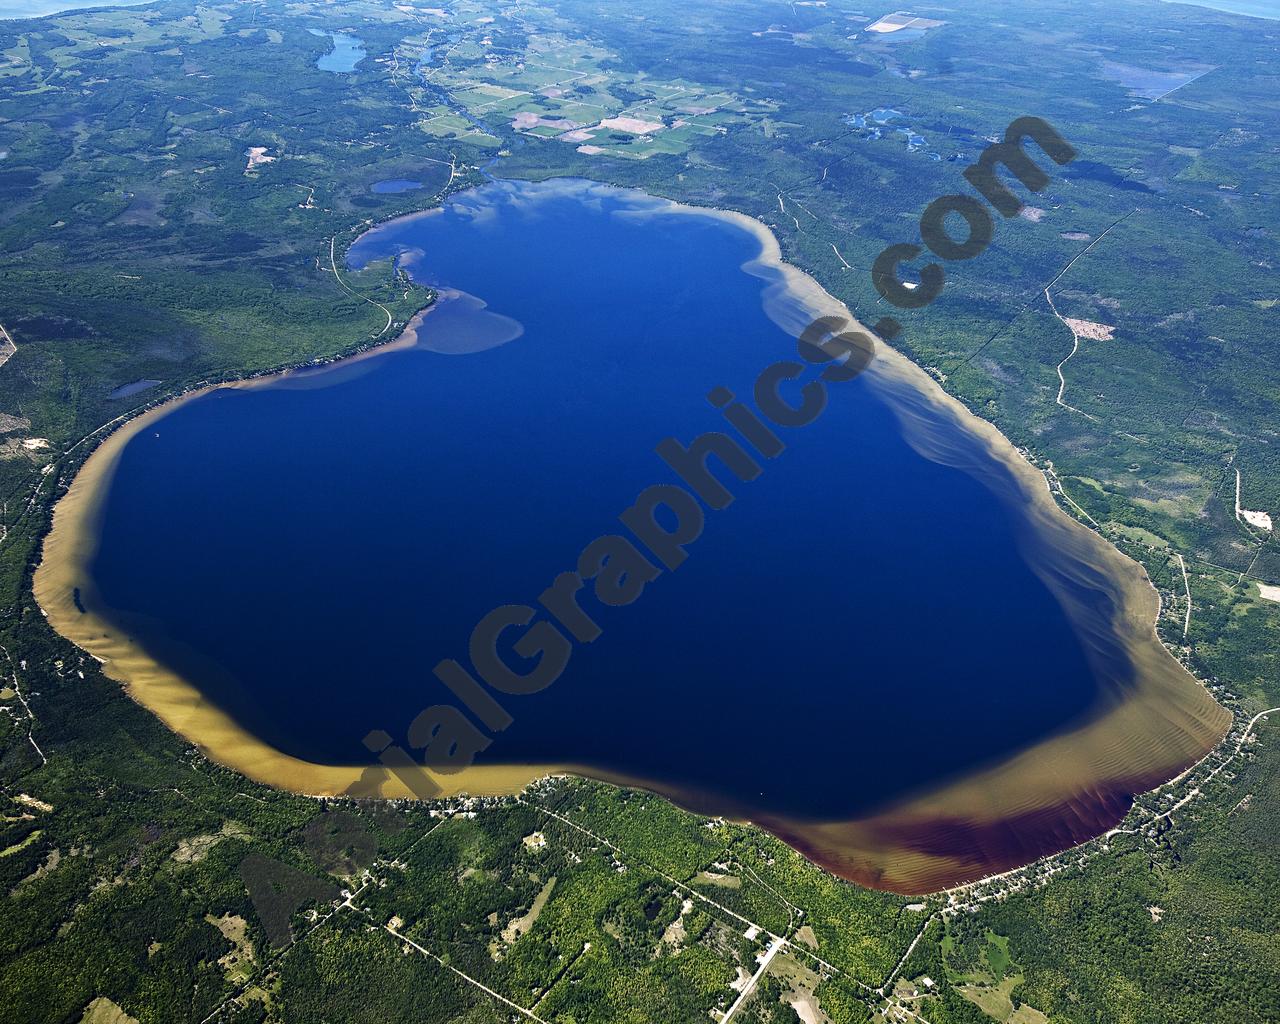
top-left (720, 937), bottom-right (785, 1024)
top-left (386, 923), bottom-right (551, 1023)
top-left (0, 321), bottom-right (15, 369)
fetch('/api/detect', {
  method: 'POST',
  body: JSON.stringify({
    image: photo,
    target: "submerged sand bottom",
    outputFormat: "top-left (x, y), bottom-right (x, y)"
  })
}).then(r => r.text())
top-left (33, 180), bottom-right (1229, 896)
top-left (32, 333), bottom-right (1229, 897)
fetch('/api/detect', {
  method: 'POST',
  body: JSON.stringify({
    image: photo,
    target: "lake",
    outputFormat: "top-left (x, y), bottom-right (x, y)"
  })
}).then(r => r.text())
top-left (0, 0), bottom-right (149, 17)
top-left (37, 178), bottom-right (1227, 892)
top-left (107, 378), bottom-right (162, 400)
top-left (1162, 0), bottom-right (1279, 16)
top-left (308, 28), bottom-right (365, 73)
top-left (371, 179), bottom-right (425, 194)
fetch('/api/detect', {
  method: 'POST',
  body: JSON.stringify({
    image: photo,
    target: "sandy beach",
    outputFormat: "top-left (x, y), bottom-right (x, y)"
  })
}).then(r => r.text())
top-left (33, 182), bottom-right (1230, 893)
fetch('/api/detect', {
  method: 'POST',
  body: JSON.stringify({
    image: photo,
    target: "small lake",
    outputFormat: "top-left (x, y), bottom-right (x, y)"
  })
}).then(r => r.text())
top-left (45, 178), bottom-right (1225, 891)
top-left (108, 378), bottom-right (161, 400)
top-left (308, 28), bottom-right (365, 73)
top-left (371, 179), bottom-right (424, 194)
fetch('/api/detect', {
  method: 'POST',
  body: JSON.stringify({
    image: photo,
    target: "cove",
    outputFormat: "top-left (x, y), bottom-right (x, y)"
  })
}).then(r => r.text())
top-left (36, 178), bottom-right (1228, 893)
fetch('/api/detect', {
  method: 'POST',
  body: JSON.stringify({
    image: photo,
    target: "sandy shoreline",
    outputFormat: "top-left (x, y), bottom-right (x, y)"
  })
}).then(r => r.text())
top-left (33, 180), bottom-right (1230, 894)
top-left (706, 198), bottom-right (1229, 889)
top-left (31, 300), bottom-right (560, 802)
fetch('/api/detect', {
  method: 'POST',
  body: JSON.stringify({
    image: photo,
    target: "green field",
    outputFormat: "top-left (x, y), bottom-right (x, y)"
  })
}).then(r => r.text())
top-left (1, 0), bottom-right (1279, 1021)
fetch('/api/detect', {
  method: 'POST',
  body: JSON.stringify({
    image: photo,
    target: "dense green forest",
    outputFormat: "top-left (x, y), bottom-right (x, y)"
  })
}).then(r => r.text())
top-left (0, 0), bottom-right (1278, 1021)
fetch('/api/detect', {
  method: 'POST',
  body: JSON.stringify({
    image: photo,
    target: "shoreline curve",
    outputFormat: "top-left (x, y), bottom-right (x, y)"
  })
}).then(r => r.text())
top-left (33, 178), bottom-right (1230, 895)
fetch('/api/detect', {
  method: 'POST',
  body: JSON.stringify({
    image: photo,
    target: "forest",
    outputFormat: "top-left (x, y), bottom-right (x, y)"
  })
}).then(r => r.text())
top-left (0, 0), bottom-right (1278, 1021)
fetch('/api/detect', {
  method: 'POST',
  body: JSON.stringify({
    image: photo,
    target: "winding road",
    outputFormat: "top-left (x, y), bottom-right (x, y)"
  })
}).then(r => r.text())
top-left (328, 237), bottom-right (394, 338)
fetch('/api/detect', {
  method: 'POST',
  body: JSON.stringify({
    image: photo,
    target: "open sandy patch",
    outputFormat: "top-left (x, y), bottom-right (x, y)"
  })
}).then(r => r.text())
top-left (1062, 317), bottom-right (1115, 341)
top-left (599, 115), bottom-right (664, 135)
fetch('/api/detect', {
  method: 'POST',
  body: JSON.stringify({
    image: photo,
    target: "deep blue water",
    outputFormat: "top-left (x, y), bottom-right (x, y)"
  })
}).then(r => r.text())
top-left (84, 179), bottom-right (1118, 820)
top-left (308, 28), bottom-right (365, 73)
